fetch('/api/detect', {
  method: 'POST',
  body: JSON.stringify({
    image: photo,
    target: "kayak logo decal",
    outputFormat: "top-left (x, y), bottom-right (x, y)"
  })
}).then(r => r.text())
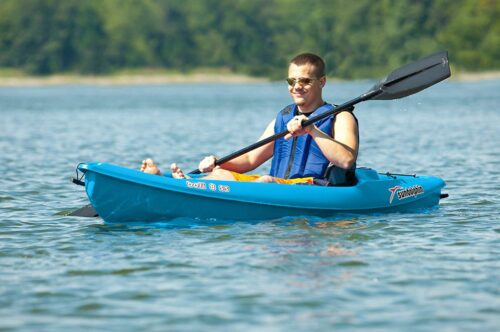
top-left (388, 186), bottom-right (401, 204)
top-left (186, 181), bottom-right (230, 193)
top-left (388, 185), bottom-right (424, 204)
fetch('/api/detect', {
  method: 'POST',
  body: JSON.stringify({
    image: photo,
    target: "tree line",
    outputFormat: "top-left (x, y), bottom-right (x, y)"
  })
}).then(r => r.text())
top-left (0, 0), bottom-right (498, 79)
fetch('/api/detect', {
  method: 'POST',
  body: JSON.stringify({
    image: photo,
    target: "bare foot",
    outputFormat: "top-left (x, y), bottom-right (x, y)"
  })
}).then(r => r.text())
top-left (141, 158), bottom-right (161, 175)
top-left (170, 163), bottom-right (190, 179)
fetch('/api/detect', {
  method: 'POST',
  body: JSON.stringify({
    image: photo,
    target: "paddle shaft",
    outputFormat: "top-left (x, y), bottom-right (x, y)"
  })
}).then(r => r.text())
top-left (189, 89), bottom-right (381, 174)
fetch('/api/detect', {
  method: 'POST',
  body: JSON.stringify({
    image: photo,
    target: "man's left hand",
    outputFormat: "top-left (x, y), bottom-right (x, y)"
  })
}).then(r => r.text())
top-left (285, 115), bottom-right (313, 139)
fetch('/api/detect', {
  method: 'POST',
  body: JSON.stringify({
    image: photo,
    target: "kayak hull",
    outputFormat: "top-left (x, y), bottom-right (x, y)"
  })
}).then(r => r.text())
top-left (77, 162), bottom-right (446, 222)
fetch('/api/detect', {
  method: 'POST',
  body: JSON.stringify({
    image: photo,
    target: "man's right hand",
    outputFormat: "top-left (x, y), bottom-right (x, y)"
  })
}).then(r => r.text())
top-left (198, 155), bottom-right (217, 173)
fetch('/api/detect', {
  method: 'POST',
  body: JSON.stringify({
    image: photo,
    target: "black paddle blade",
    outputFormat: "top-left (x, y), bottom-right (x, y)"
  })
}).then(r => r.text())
top-left (67, 204), bottom-right (99, 217)
top-left (371, 51), bottom-right (451, 100)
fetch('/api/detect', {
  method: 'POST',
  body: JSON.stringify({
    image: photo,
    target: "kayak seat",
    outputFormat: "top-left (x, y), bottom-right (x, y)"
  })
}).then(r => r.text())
top-left (313, 164), bottom-right (358, 187)
top-left (313, 167), bottom-right (380, 187)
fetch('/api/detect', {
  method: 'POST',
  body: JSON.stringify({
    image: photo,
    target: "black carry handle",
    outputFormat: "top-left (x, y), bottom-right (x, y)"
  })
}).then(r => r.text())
top-left (189, 51), bottom-right (450, 174)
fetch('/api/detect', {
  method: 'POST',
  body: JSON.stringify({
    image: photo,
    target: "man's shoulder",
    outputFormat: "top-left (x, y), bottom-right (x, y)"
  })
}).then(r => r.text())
top-left (334, 110), bottom-right (359, 131)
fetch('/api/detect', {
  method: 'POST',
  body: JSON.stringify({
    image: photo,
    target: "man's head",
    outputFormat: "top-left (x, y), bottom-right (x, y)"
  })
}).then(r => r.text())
top-left (287, 53), bottom-right (326, 112)
top-left (289, 53), bottom-right (325, 78)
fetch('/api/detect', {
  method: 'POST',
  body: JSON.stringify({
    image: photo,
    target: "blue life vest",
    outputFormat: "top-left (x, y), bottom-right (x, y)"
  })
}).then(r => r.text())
top-left (269, 103), bottom-right (336, 179)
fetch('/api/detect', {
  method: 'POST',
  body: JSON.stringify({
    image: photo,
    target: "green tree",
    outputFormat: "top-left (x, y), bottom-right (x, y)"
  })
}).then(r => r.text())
top-left (438, 0), bottom-right (500, 70)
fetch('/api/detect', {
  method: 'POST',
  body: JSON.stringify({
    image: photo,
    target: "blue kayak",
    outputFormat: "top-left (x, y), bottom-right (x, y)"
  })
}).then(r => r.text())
top-left (76, 162), bottom-right (446, 222)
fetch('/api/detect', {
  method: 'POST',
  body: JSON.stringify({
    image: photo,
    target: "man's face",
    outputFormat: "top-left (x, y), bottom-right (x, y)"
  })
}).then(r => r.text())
top-left (287, 63), bottom-right (325, 110)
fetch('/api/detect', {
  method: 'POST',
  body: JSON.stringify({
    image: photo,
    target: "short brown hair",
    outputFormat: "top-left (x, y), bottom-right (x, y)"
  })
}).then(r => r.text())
top-left (290, 53), bottom-right (325, 78)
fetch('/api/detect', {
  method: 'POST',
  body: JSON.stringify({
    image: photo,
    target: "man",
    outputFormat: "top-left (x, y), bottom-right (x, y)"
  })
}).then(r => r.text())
top-left (142, 53), bottom-right (358, 185)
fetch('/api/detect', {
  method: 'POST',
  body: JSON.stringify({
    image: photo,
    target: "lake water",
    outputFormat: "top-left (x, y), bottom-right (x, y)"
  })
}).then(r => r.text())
top-left (0, 79), bottom-right (499, 331)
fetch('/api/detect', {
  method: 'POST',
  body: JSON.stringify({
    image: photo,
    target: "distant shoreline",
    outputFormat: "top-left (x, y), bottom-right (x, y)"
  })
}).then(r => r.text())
top-left (0, 72), bottom-right (269, 87)
top-left (450, 71), bottom-right (500, 82)
top-left (0, 70), bottom-right (498, 87)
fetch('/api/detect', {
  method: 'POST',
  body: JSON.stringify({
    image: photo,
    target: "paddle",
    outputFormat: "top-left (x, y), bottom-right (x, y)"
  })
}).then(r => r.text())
top-left (65, 204), bottom-right (99, 217)
top-left (189, 51), bottom-right (450, 174)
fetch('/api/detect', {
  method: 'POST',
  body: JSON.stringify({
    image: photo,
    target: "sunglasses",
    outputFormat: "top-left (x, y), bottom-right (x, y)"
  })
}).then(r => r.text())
top-left (286, 77), bottom-right (318, 86)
